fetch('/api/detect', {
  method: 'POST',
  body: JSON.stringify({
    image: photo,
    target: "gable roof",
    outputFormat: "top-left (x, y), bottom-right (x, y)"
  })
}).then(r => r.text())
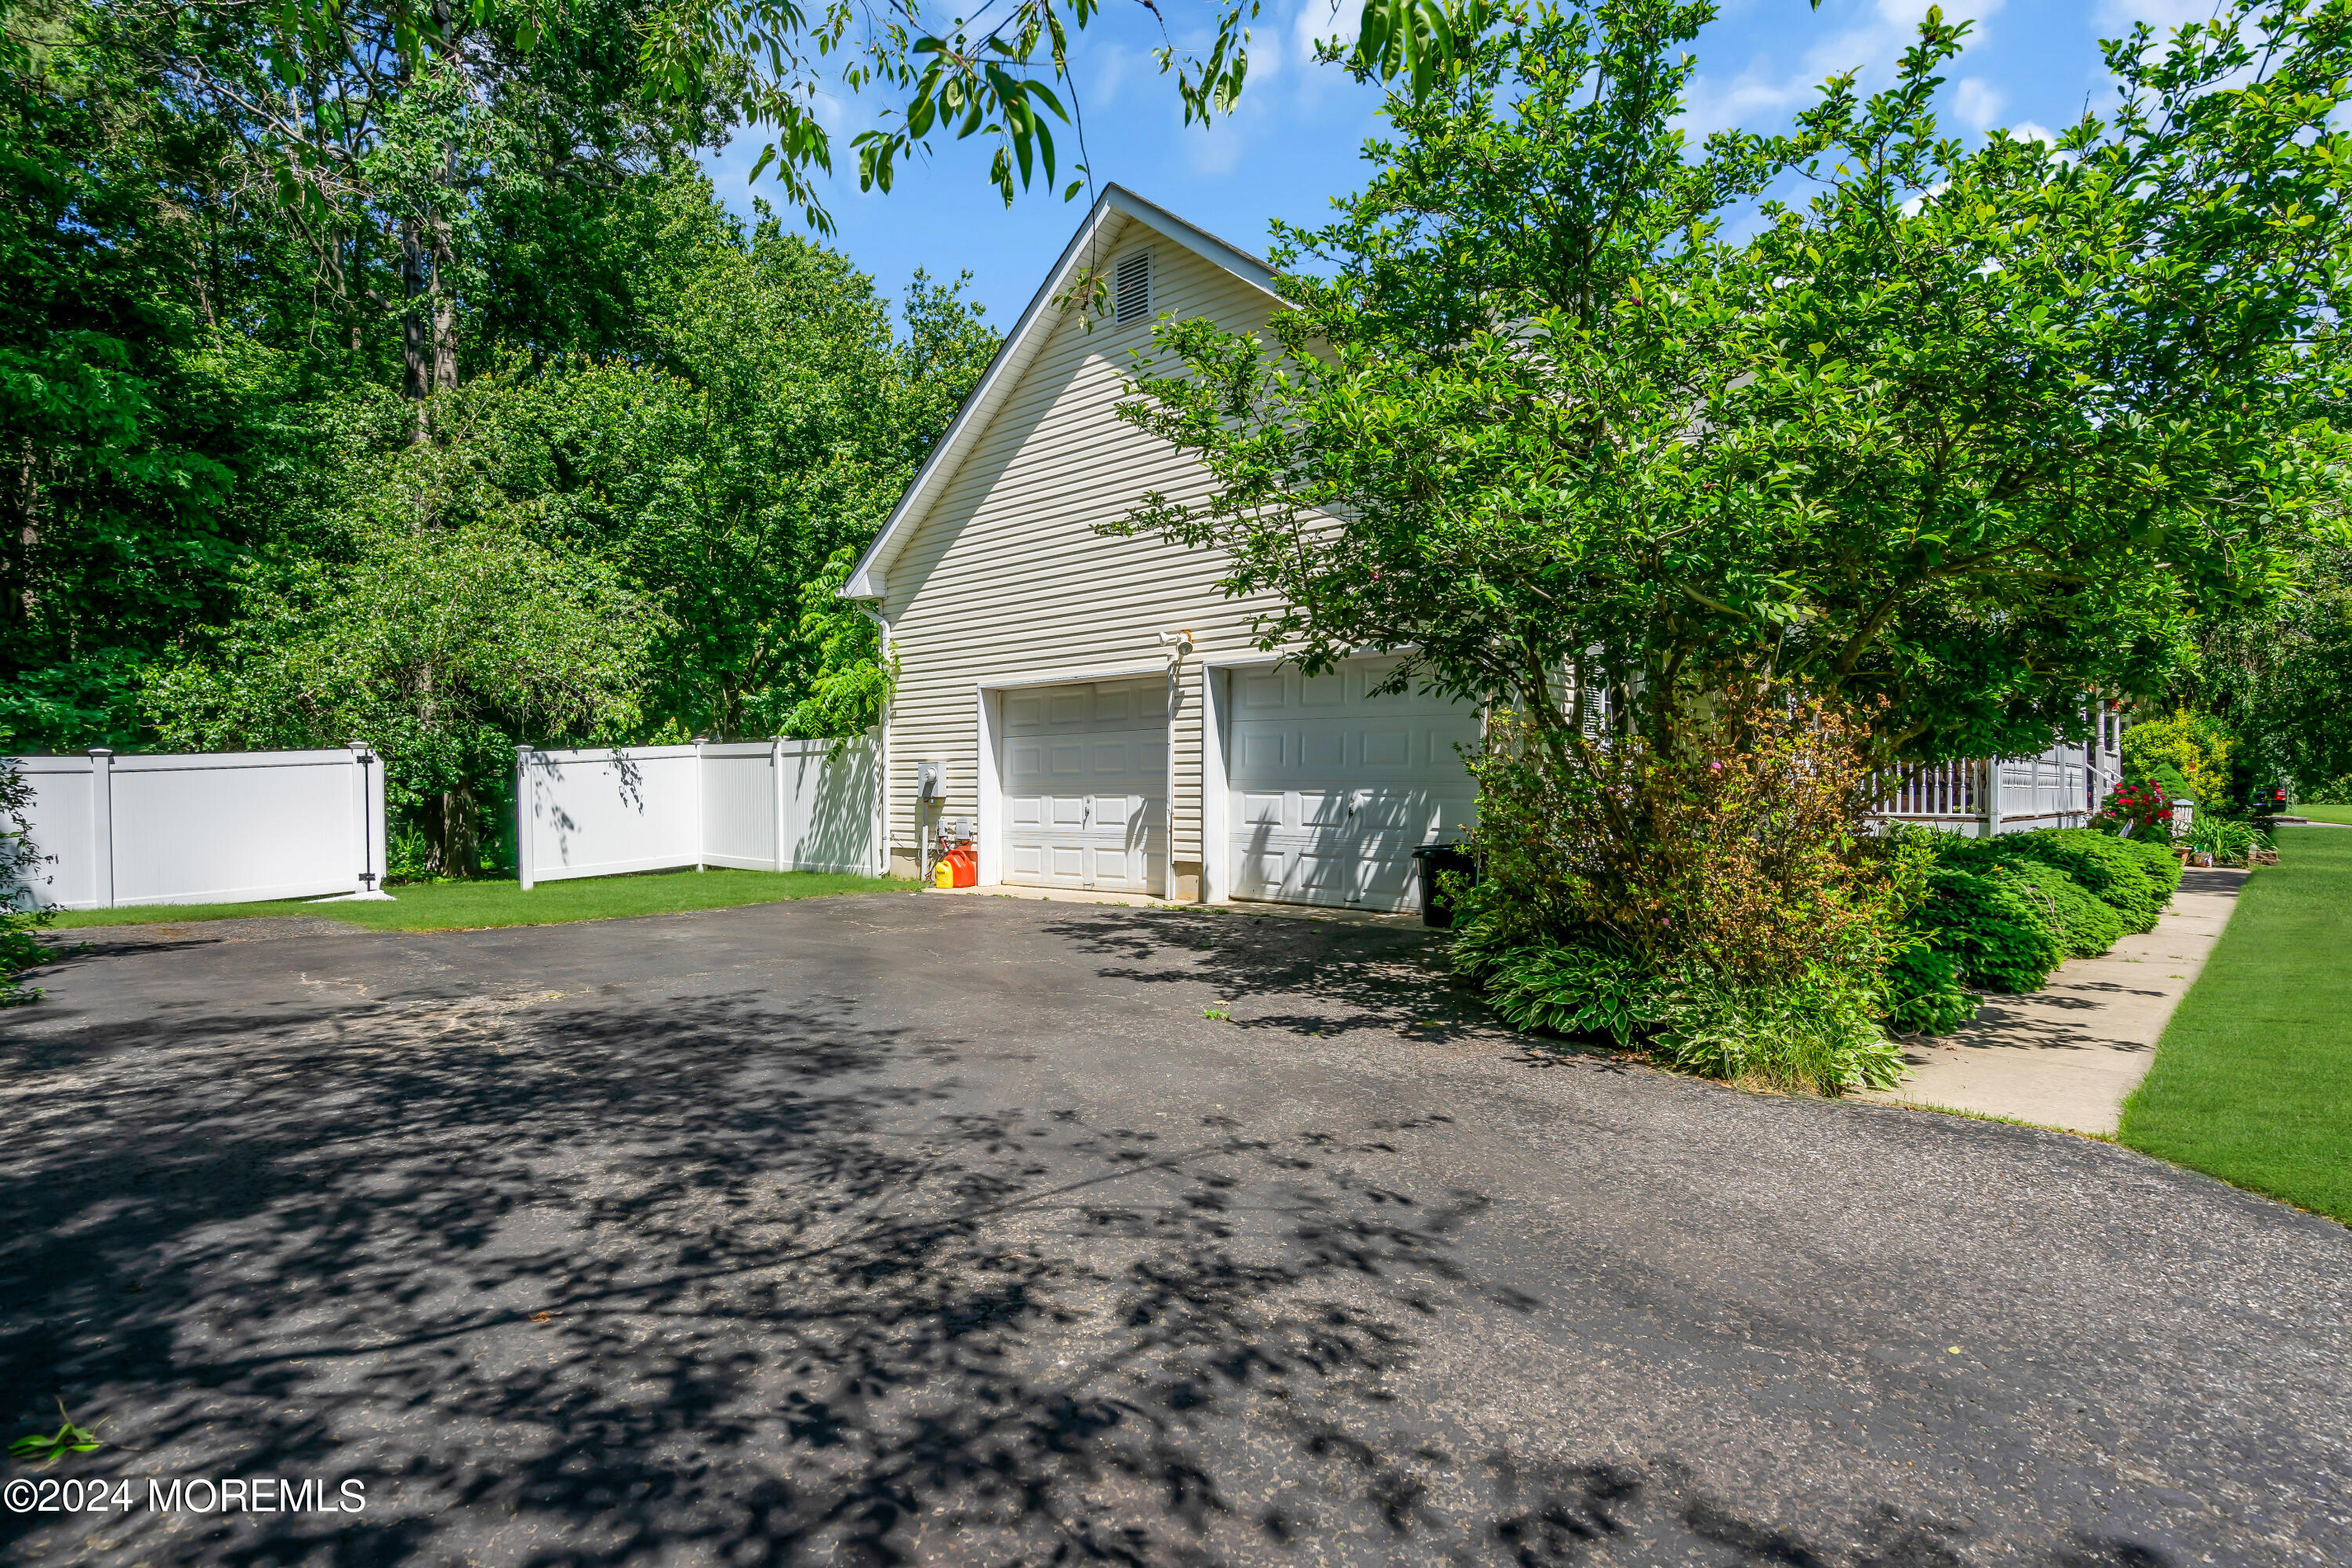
top-left (839, 184), bottom-right (1283, 602)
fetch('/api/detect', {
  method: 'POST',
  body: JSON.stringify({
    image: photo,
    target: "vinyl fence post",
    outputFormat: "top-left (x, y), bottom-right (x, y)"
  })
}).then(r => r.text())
top-left (692, 736), bottom-right (708, 872)
top-left (347, 742), bottom-right (375, 895)
top-left (367, 746), bottom-right (387, 891)
top-left (1981, 757), bottom-right (2002, 840)
top-left (515, 746), bottom-right (535, 891)
top-left (771, 737), bottom-right (787, 874)
top-left (87, 748), bottom-right (114, 908)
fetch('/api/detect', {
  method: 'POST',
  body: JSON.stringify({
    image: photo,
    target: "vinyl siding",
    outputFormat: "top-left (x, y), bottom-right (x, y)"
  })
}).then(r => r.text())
top-left (877, 212), bottom-right (1288, 884)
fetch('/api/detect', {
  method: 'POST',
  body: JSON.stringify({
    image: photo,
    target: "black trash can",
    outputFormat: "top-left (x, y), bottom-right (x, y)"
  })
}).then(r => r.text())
top-left (1410, 842), bottom-right (1476, 930)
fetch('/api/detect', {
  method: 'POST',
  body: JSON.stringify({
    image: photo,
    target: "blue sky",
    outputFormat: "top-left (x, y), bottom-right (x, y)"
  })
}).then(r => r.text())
top-left (698, 0), bottom-right (2225, 326)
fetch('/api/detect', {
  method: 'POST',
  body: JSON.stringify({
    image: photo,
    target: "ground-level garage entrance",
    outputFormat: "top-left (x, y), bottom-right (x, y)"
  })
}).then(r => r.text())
top-left (1222, 655), bottom-right (1479, 912)
top-left (1000, 675), bottom-right (1169, 895)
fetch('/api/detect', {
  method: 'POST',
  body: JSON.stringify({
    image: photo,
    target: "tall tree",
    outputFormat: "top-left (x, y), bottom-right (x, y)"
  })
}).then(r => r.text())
top-left (101, 0), bottom-right (739, 411)
top-left (1117, 0), bottom-right (2352, 771)
top-left (0, 7), bottom-right (263, 747)
top-left (1111, 0), bottom-right (2352, 1035)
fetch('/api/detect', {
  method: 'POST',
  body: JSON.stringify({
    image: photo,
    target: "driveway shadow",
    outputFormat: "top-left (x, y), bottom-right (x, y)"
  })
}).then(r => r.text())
top-left (1037, 908), bottom-right (1499, 1043)
top-left (0, 924), bottom-right (2183, 1567)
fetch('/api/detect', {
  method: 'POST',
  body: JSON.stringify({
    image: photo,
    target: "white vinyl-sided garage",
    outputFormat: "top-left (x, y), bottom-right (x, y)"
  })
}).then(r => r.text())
top-left (1000, 677), bottom-right (1169, 895)
top-left (1218, 657), bottom-right (1479, 912)
top-left (839, 186), bottom-right (1486, 909)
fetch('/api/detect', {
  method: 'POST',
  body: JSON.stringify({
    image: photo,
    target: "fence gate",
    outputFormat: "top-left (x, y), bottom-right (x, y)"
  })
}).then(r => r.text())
top-left (9, 746), bottom-right (389, 910)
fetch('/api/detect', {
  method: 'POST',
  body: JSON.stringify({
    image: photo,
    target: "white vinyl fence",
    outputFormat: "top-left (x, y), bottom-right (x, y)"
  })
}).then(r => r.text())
top-left (9, 746), bottom-right (388, 909)
top-left (515, 736), bottom-right (880, 888)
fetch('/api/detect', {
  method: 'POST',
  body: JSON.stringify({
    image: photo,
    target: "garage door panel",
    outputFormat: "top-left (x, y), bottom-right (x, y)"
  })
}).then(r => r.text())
top-left (1236, 730), bottom-right (1284, 770)
top-left (1360, 727), bottom-right (1412, 767)
top-left (1301, 729), bottom-right (1345, 768)
top-left (1292, 851), bottom-right (1355, 895)
top-left (1355, 795), bottom-right (1439, 832)
top-left (1236, 672), bottom-right (1287, 711)
top-left (1357, 856), bottom-right (1416, 906)
top-left (1238, 791), bottom-right (1285, 827)
top-left (1300, 789), bottom-right (1349, 827)
top-left (1233, 851), bottom-right (1282, 898)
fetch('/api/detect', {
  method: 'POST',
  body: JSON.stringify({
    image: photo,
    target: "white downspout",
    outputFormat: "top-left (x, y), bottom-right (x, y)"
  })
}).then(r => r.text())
top-left (858, 601), bottom-right (893, 878)
top-left (1160, 630), bottom-right (1193, 902)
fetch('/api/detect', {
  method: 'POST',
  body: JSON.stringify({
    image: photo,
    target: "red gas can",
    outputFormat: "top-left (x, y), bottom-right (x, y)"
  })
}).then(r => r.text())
top-left (933, 843), bottom-right (978, 888)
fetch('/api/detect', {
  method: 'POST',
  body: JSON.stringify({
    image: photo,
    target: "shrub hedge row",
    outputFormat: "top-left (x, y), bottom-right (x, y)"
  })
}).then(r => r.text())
top-left (1887, 827), bottom-right (2183, 1034)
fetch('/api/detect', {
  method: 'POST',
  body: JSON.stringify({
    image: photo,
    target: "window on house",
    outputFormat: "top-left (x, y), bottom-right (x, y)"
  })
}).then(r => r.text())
top-left (1114, 249), bottom-right (1152, 325)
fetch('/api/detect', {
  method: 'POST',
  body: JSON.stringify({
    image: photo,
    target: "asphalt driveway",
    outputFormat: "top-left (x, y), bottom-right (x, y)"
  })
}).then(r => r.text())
top-left (2, 893), bottom-right (2347, 1566)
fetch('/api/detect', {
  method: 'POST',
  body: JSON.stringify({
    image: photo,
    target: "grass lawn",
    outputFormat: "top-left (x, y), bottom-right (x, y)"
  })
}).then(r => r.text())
top-left (44, 867), bottom-right (917, 933)
top-left (2120, 825), bottom-right (2352, 1224)
top-left (2289, 801), bottom-right (2352, 825)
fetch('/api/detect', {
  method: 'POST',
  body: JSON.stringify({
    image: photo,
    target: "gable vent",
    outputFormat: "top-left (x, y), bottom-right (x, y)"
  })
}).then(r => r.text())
top-left (1113, 249), bottom-right (1152, 325)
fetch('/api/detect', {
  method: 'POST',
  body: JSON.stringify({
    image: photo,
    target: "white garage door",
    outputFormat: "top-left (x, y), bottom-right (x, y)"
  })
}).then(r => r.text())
top-left (1227, 657), bottom-right (1479, 912)
top-left (1002, 676), bottom-right (1168, 895)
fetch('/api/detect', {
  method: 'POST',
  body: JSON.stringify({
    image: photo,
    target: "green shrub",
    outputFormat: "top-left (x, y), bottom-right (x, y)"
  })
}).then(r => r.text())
top-left (1475, 937), bottom-right (1653, 1042)
top-left (2125, 833), bottom-right (2184, 896)
top-left (1473, 937), bottom-right (1904, 1094)
top-left (1994, 859), bottom-right (2125, 956)
top-left (1931, 828), bottom-right (2177, 933)
top-left (2187, 816), bottom-right (2273, 865)
top-left (1918, 863), bottom-right (2067, 993)
top-left (1995, 829), bottom-right (2169, 932)
top-left (2, 747), bottom-right (55, 1007)
top-left (2122, 710), bottom-right (2234, 804)
top-left (1650, 967), bottom-right (1905, 1093)
top-left (1455, 690), bottom-right (1910, 1096)
top-left (2147, 760), bottom-right (2198, 806)
top-left (1883, 941), bottom-right (1978, 1034)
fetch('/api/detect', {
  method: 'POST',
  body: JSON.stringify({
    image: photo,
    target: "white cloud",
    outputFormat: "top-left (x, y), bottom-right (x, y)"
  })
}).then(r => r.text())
top-left (1877, 0), bottom-right (2003, 24)
top-left (2007, 119), bottom-right (2056, 145)
top-left (2095, 0), bottom-right (2227, 29)
top-left (1953, 75), bottom-right (2004, 129)
top-left (1679, 0), bottom-right (2016, 142)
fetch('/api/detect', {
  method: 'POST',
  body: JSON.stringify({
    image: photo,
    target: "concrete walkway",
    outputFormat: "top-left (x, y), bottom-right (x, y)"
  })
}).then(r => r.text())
top-left (1862, 865), bottom-right (2249, 1134)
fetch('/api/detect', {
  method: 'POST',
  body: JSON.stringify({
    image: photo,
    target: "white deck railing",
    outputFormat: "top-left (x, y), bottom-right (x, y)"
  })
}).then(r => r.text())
top-left (1875, 714), bottom-right (2122, 838)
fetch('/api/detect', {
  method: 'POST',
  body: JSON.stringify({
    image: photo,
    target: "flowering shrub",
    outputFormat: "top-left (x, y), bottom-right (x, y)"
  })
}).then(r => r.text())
top-left (2096, 778), bottom-right (2176, 837)
top-left (1454, 684), bottom-right (1909, 1094)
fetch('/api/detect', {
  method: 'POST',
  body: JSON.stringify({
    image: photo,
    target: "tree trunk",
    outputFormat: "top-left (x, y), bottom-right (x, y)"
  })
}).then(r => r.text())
top-left (347, 227), bottom-right (367, 357)
top-left (401, 218), bottom-right (431, 441)
top-left (429, 216), bottom-right (459, 394)
top-left (9, 441), bottom-right (36, 627)
top-left (435, 783), bottom-right (478, 878)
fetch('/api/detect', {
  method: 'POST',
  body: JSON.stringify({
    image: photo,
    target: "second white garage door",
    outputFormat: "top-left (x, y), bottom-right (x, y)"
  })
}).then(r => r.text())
top-left (1002, 676), bottom-right (1168, 895)
top-left (1225, 656), bottom-right (1480, 912)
